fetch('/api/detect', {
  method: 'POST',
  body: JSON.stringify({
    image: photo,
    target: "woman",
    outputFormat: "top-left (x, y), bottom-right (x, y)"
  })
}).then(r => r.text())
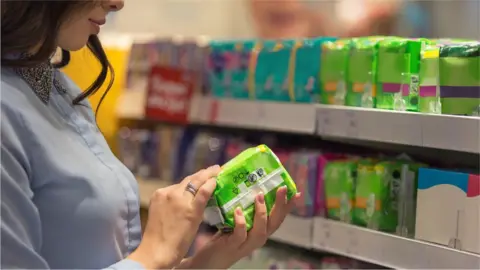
top-left (1, 1), bottom-right (297, 269)
top-left (248, 0), bottom-right (403, 38)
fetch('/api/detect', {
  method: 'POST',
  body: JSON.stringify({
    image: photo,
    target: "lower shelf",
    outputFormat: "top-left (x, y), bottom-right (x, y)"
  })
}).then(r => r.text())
top-left (270, 215), bottom-right (480, 269)
top-left (136, 179), bottom-right (480, 269)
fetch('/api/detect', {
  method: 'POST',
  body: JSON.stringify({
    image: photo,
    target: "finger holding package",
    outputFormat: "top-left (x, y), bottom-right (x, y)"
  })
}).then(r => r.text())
top-left (268, 186), bottom-right (301, 234)
top-left (181, 165), bottom-right (221, 198)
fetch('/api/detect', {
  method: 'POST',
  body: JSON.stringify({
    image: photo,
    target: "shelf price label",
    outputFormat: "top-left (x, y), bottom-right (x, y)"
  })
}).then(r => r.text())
top-left (317, 109), bottom-right (331, 136)
top-left (145, 66), bottom-right (195, 124)
top-left (345, 111), bottom-right (359, 138)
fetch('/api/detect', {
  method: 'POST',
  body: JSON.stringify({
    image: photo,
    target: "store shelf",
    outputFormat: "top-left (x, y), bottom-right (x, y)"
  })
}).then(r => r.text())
top-left (137, 178), bottom-right (171, 208)
top-left (312, 217), bottom-right (480, 269)
top-left (316, 105), bottom-right (480, 154)
top-left (117, 93), bottom-right (479, 153)
top-left (135, 176), bottom-right (480, 269)
top-left (188, 95), bottom-right (317, 134)
top-left (269, 215), bottom-right (313, 249)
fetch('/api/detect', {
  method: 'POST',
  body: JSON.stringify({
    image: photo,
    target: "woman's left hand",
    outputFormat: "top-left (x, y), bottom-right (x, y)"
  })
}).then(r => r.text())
top-left (183, 186), bottom-right (300, 269)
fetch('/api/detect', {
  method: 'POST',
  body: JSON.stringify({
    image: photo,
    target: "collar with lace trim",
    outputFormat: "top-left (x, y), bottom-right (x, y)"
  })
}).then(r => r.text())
top-left (14, 55), bottom-right (67, 104)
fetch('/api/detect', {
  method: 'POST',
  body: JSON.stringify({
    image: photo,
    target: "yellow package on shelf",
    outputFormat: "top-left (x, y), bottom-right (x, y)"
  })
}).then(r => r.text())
top-left (62, 43), bottom-right (130, 153)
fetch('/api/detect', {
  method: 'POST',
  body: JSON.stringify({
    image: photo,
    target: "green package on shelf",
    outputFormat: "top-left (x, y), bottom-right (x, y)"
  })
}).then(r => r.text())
top-left (418, 43), bottom-right (441, 113)
top-left (353, 160), bottom-right (424, 236)
top-left (345, 36), bottom-right (386, 108)
top-left (324, 160), bottom-right (358, 223)
top-left (376, 38), bottom-right (427, 111)
top-left (203, 145), bottom-right (297, 232)
top-left (439, 42), bottom-right (480, 116)
top-left (320, 39), bottom-right (352, 105)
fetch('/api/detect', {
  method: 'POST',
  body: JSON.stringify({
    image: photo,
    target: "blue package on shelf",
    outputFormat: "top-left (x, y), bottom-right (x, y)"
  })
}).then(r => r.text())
top-left (208, 41), bottom-right (236, 98)
top-left (138, 130), bottom-right (160, 179)
top-left (231, 40), bottom-right (256, 99)
top-left (253, 40), bottom-right (277, 101)
top-left (172, 127), bottom-right (199, 182)
top-left (271, 41), bottom-right (296, 102)
top-left (293, 37), bottom-right (337, 103)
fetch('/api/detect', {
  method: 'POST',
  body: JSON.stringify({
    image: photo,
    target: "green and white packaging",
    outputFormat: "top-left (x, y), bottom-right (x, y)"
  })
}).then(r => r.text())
top-left (204, 145), bottom-right (297, 232)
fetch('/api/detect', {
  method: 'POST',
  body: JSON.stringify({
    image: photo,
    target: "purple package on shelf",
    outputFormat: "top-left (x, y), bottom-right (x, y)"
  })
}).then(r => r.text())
top-left (290, 152), bottom-right (319, 217)
top-left (306, 153), bottom-right (320, 217)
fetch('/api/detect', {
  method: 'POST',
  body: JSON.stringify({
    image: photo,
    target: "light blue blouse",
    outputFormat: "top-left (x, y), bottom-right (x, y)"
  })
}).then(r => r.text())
top-left (1, 66), bottom-right (144, 269)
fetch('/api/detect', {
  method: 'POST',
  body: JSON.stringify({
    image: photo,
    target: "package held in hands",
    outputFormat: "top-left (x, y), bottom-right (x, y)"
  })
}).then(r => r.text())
top-left (204, 144), bottom-right (297, 232)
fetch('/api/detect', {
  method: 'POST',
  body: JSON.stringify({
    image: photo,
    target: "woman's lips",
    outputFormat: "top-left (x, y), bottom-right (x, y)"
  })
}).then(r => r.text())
top-left (89, 18), bottom-right (106, 26)
top-left (89, 19), bottom-right (106, 34)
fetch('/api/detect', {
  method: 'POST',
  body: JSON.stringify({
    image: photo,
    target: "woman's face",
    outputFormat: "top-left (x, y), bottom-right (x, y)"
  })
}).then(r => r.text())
top-left (57, 0), bottom-right (124, 51)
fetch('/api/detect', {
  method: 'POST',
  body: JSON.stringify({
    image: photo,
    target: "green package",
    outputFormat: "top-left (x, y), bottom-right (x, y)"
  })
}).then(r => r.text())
top-left (418, 43), bottom-right (441, 113)
top-left (376, 38), bottom-right (425, 111)
top-left (346, 37), bottom-right (385, 108)
top-left (353, 160), bottom-right (423, 235)
top-left (204, 145), bottom-right (297, 232)
top-left (323, 160), bottom-right (357, 223)
top-left (439, 42), bottom-right (480, 116)
top-left (320, 39), bottom-right (351, 105)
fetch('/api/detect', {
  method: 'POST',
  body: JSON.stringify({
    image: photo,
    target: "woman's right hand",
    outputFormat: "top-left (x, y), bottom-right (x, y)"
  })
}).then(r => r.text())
top-left (129, 165), bottom-right (221, 269)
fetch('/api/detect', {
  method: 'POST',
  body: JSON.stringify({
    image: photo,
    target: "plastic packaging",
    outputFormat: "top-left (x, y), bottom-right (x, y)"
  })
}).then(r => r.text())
top-left (439, 42), bottom-right (480, 116)
top-left (208, 41), bottom-right (236, 98)
top-left (353, 160), bottom-right (423, 235)
top-left (255, 41), bottom-right (294, 101)
top-left (292, 37), bottom-right (337, 103)
top-left (324, 160), bottom-right (357, 222)
top-left (346, 37), bottom-right (385, 108)
top-left (203, 144), bottom-right (297, 232)
top-left (418, 43), bottom-right (441, 113)
top-left (320, 39), bottom-right (351, 105)
top-left (376, 38), bottom-right (424, 111)
top-left (231, 41), bottom-right (256, 99)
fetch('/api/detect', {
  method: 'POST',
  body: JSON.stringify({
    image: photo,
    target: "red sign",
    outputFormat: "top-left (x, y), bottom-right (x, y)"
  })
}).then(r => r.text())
top-left (145, 66), bottom-right (194, 124)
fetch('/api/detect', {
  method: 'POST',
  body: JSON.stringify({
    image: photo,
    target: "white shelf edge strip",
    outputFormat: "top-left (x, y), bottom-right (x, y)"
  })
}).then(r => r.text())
top-left (315, 104), bottom-right (480, 154)
top-left (118, 94), bottom-right (479, 153)
top-left (311, 217), bottom-right (480, 269)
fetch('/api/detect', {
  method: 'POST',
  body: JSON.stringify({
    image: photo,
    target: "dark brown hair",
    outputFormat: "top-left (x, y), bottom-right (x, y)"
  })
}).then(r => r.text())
top-left (1, 1), bottom-right (114, 106)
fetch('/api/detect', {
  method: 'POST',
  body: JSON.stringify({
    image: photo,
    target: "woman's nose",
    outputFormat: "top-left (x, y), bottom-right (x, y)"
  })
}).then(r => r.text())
top-left (103, 0), bottom-right (124, 11)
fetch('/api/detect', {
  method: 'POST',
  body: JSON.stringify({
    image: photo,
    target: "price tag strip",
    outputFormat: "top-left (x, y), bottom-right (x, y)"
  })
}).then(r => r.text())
top-left (316, 105), bottom-right (479, 153)
top-left (422, 114), bottom-right (480, 153)
top-left (312, 217), bottom-right (480, 269)
top-left (269, 215), bottom-right (314, 248)
top-left (189, 98), bottom-right (316, 134)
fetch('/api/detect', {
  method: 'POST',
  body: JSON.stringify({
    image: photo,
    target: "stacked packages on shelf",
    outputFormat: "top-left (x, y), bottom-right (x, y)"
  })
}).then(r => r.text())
top-left (117, 127), bottom-right (480, 255)
top-left (205, 37), bottom-right (480, 116)
top-left (124, 36), bottom-right (209, 94)
top-left (122, 35), bottom-right (479, 116)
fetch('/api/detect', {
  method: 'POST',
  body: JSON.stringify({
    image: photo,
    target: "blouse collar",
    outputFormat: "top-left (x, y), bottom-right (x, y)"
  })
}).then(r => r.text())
top-left (14, 54), bottom-right (67, 104)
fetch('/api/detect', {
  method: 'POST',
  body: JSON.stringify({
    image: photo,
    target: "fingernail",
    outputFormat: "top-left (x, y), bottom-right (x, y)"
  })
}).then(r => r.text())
top-left (235, 207), bottom-right (243, 216)
top-left (257, 193), bottom-right (265, 204)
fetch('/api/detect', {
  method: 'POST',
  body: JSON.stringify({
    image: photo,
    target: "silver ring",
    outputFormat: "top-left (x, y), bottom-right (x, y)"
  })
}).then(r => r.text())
top-left (185, 182), bottom-right (197, 196)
